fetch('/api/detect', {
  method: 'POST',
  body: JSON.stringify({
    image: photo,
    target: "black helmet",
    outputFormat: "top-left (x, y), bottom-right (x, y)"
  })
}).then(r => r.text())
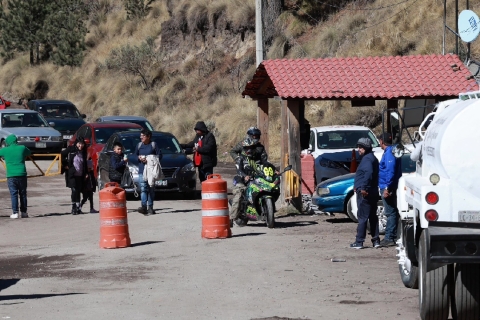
top-left (247, 126), bottom-right (261, 144)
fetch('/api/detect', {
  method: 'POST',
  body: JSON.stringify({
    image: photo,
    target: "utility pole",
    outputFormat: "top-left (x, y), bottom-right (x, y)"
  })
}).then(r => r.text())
top-left (256, 0), bottom-right (264, 66)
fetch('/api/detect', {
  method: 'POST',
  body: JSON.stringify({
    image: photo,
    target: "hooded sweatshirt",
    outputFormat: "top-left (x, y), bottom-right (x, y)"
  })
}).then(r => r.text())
top-left (0, 134), bottom-right (31, 178)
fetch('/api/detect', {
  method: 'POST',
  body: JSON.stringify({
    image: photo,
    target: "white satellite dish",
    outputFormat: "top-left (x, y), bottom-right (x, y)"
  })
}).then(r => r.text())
top-left (459, 10), bottom-right (480, 43)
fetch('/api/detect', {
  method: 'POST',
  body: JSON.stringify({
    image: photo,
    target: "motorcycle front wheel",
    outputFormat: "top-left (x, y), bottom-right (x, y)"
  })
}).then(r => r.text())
top-left (264, 198), bottom-right (275, 228)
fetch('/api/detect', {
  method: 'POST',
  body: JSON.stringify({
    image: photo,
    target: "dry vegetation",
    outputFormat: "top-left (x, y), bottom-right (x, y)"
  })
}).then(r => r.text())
top-left (1, 0), bottom-right (480, 163)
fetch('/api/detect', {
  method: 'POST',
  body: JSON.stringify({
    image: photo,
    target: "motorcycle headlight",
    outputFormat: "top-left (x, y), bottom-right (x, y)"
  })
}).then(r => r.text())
top-left (180, 162), bottom-right (195, 173)
top-left (317, 187), bottom-right (330, 196)
top-left (51, 136), bottom-right (62, 142)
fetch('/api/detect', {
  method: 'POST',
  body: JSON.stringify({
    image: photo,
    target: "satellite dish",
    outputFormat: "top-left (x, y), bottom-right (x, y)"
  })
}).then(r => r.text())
top-left (458, 10), bottom-right (480, 43)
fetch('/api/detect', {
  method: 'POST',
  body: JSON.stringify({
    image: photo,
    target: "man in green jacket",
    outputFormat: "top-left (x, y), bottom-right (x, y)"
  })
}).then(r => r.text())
top-left (0, 134), bottom-right (31, 219)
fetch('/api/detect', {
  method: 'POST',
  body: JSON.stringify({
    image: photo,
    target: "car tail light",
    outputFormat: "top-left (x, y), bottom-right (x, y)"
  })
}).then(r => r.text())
top-left (425, 192), bottom-right (439, 205)
top-left (35, 137), bottom-right (40, 142)
top-left (425, 210), bottom-right (439, 221)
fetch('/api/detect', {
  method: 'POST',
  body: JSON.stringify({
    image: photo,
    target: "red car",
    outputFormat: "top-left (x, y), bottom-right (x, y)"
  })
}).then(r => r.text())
top-left (68, 122), bottom-right (142, 176)
top-left (0, 96), bottom-right (11, 109)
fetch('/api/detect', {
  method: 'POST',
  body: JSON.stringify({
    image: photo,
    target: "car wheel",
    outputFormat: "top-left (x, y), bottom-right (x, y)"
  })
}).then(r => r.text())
top-left (346, 196), bottom-right (358, 223)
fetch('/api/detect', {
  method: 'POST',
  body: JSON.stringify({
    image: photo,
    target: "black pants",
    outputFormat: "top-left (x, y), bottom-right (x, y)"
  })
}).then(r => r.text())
top-left (81, 191), bottom-right (94, 209)
top-left (198, 167), bottom-right (213, 182)
top-left (355, 192), bottom-right (380, 244)
top-left (70, 176), bottom-right (84, 203)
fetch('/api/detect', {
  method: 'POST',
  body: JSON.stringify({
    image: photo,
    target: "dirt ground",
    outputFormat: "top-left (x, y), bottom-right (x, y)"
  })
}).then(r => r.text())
top-left (0, 160), bottom-right (422, 320)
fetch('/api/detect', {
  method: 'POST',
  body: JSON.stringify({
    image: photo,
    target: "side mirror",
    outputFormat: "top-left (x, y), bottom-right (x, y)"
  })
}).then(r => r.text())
top-left (81, 114), bottom-right (87, 119)
top-left (5, 101), bottom-right (11, 107)
top-left (392, 144), bottom-right (405, 158)
top-left (307, 144), bottom-right (313, 152)
top-left (49, 122), bottom-right (55, 127)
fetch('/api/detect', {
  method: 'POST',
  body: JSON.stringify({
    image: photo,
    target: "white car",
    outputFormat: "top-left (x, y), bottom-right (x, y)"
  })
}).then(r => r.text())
top-left (305, 125), bottom-right (382, 183)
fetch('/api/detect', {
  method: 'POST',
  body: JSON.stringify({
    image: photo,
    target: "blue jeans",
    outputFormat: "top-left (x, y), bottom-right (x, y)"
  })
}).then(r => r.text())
top-left (7, 176), bottom-right (28, 214)
top-left (355, 192), bottom-right (380, 244)
top-left (381, 188), bottom-right (399, 241)
top-left (198, 167), bottom-right (213, 182)
top-left (139, 174), bottom-right (155, 207)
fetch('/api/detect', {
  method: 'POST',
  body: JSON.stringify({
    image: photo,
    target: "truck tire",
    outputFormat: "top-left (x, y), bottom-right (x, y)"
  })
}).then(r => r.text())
top-left (366, 202), bottom-right (386, 235)
top-left (265, 198), bottom-right (275, 229)
top-left (419, 230), bottom-right (450, 320)
top-left (397, 220), bottom-right (418, 289)
top-left (346, 196), bottom-right (358, 223)
top-left (452, 263), bottom-right (480, 319)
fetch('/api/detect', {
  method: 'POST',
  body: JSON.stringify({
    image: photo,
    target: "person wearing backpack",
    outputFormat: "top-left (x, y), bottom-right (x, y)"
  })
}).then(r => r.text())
top-left (180, 121), bottom-right (217, 182)
top-left (135, 129), bottom-right (162, 216)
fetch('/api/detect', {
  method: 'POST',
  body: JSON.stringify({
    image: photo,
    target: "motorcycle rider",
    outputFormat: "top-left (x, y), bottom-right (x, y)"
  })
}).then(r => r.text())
top-left (229, 126), bottom-right (268, 164)
top-left (230, 137), bottom-right (266, 226)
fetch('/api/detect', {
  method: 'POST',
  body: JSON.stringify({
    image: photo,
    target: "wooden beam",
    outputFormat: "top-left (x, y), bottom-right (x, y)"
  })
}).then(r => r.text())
top-left (257, 98), bottom-right (269, 155)
top-left (287, 100), bottom-right (302, 212)
top-left (280, 99), bottom-right (288, 204)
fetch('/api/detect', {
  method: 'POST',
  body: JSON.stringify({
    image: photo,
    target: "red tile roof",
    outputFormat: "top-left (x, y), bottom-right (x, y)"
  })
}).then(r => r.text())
top-left (242, 54), bottom-right (478, 100)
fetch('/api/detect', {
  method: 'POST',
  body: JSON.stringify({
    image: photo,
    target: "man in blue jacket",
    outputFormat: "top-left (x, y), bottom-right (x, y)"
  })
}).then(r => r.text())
top-left (378, 133), bottom-right (402, 247)
top-left (351, 137), bottom-right (380, 249)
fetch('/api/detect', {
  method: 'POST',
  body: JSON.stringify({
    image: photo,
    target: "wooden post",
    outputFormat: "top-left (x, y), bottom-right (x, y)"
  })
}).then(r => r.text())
top-left (386, 99), bottom-right (398, 134)
top-left (280, 99), bottom-right (288, 204)
top-left (257, 98), bottom-right (269, 155)
top-left (287, 100), bottom-right (302, 212)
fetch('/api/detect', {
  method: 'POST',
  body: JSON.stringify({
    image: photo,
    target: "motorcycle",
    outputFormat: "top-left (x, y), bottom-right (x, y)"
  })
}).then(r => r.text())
top-left (232, 163), bottom-right (292, 229)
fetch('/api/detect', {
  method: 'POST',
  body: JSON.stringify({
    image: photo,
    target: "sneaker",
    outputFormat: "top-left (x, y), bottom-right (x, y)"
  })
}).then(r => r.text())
top-left (372, 240), bottom-right (381, 248)
top-left (379, 239), bottom-right (396, 247)
top-left (349, 242), bottom-right (364, 249)
top-left (90, 209), bottom-right (99, 214)
top-left (10, 213), bottom-right (19, 219)
top-left (21, 212), bottom-right (28, 218)
top-left (77, 208), bottom-right (83, 215)
top-left (138, 206), bottom-right (147, 214)
top-left (146, 207), bottom-right (154, 216)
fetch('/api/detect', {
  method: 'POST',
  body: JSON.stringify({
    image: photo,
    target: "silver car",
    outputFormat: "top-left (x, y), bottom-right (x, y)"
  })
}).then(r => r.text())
top-left (0, 109), bottom-right (63, 153)
top-left (95, 115), bottom-right (155, 131)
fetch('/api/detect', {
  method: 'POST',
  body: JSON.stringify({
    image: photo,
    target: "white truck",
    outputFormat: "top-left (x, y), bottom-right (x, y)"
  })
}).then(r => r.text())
top-left (395, 92), bottom-right (480, 320)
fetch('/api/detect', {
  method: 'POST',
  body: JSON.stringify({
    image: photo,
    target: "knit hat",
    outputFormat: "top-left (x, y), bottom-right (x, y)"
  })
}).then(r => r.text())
top-left (378, 133), bottom-right (393, 145)
top-left (357, 137), bottom-right (372, 149)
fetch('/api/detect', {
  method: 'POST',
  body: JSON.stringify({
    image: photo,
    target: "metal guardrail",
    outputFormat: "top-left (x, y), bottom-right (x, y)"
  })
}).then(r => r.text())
top-left (0, 154), bottom-right (61, 182)
top-left (283, 154), bottom-right (300, 200)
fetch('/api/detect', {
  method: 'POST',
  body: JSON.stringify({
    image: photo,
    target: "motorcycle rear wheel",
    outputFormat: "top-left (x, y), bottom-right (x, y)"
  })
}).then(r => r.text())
top-left (265, 198), bottom-right (275, 228)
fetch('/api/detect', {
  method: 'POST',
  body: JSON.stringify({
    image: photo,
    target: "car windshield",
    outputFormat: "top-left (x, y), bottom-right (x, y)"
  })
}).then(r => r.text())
top-left (317, 130), bottom-right (379, 149)
top-left (95, 127), bottom-right (141, 144)
top-left (38, 104), bottom-right (81, 118)
top-left (401, 153), bottom-right (416, 173)
top-left (2, 113), bottom-right (49, 127)
top-left (112, 119), bottom-right (154, 131)
top-left (120, 135), bottom-right (182, 154)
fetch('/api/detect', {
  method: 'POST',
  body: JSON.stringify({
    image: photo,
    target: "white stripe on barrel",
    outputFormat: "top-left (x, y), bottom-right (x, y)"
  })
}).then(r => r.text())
top-left (202, 192), bottom-right (228, 200)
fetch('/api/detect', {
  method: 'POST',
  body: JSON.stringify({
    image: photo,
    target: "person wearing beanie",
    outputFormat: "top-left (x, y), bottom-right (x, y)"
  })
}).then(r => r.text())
top-left (351, 137), bottom-right (380, 249)
top-left (180, 121), bottom-right (218, 183)
top-left (378, 133), bottom-right (402, 247)
top-left (61, 137), bottom-right (88, 215)
top-left (0, 134), bottom-right (31, 219)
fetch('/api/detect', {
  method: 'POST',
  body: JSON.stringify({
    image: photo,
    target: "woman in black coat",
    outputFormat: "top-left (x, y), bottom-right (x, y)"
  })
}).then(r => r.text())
top-left (61, 137), bottom-right (88, 215)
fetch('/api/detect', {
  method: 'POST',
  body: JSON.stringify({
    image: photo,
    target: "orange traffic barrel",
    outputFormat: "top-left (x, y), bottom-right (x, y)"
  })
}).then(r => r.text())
top-left (201, 174), bottom-right (231, 239)
top-left (350, 149), bottom-right (358, 173)
top-left (99, 182), bottom-right (131, 248)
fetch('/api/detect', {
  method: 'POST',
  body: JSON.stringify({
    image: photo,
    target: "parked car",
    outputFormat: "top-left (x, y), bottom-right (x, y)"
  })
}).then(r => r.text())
top-left (27, 100), bottom-right (87, 147)
top-left (305, 125), bottom-right (382, 183)
top-left (97, 131), bottom-right (196, 198)
top-left (68, 122), bottom-right (143, 176)
top-left (0, 96), bottom-right (11, 109)
top-left (95, 116), bottom-right (155, 131)
top-left (312, 152), bottom-right (417, 234)
top-left (0, 109), bottom-right (63, 153)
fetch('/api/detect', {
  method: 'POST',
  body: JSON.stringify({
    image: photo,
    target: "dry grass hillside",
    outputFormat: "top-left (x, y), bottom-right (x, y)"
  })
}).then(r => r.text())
top-left (1, 0), bottom-right (479, 162)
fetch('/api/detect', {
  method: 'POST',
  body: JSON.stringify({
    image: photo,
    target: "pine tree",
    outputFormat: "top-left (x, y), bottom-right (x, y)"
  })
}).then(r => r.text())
top-left (0, 0), bottom-right (51, 64)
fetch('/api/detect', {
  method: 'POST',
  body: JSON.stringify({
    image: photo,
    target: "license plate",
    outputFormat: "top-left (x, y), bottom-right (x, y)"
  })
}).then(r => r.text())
top-left (458, 211), bottom-right (480, 223)
top-left (35, 142), bottom-right (46, 148)
top-left (155, 180), bottom-right (167, 186)
top-left (63, 135), bottom-right (72, 140)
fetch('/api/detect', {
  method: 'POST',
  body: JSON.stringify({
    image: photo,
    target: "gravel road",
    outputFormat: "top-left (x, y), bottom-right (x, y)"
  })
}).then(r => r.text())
top-left (0, 160), bottom-right (422, 319)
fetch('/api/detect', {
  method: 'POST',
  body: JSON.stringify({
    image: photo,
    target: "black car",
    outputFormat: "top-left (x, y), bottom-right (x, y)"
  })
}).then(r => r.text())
top-left (97, 131), bottom-right (197, 198)
top-left (27, 100), bottom-right (87, 147)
